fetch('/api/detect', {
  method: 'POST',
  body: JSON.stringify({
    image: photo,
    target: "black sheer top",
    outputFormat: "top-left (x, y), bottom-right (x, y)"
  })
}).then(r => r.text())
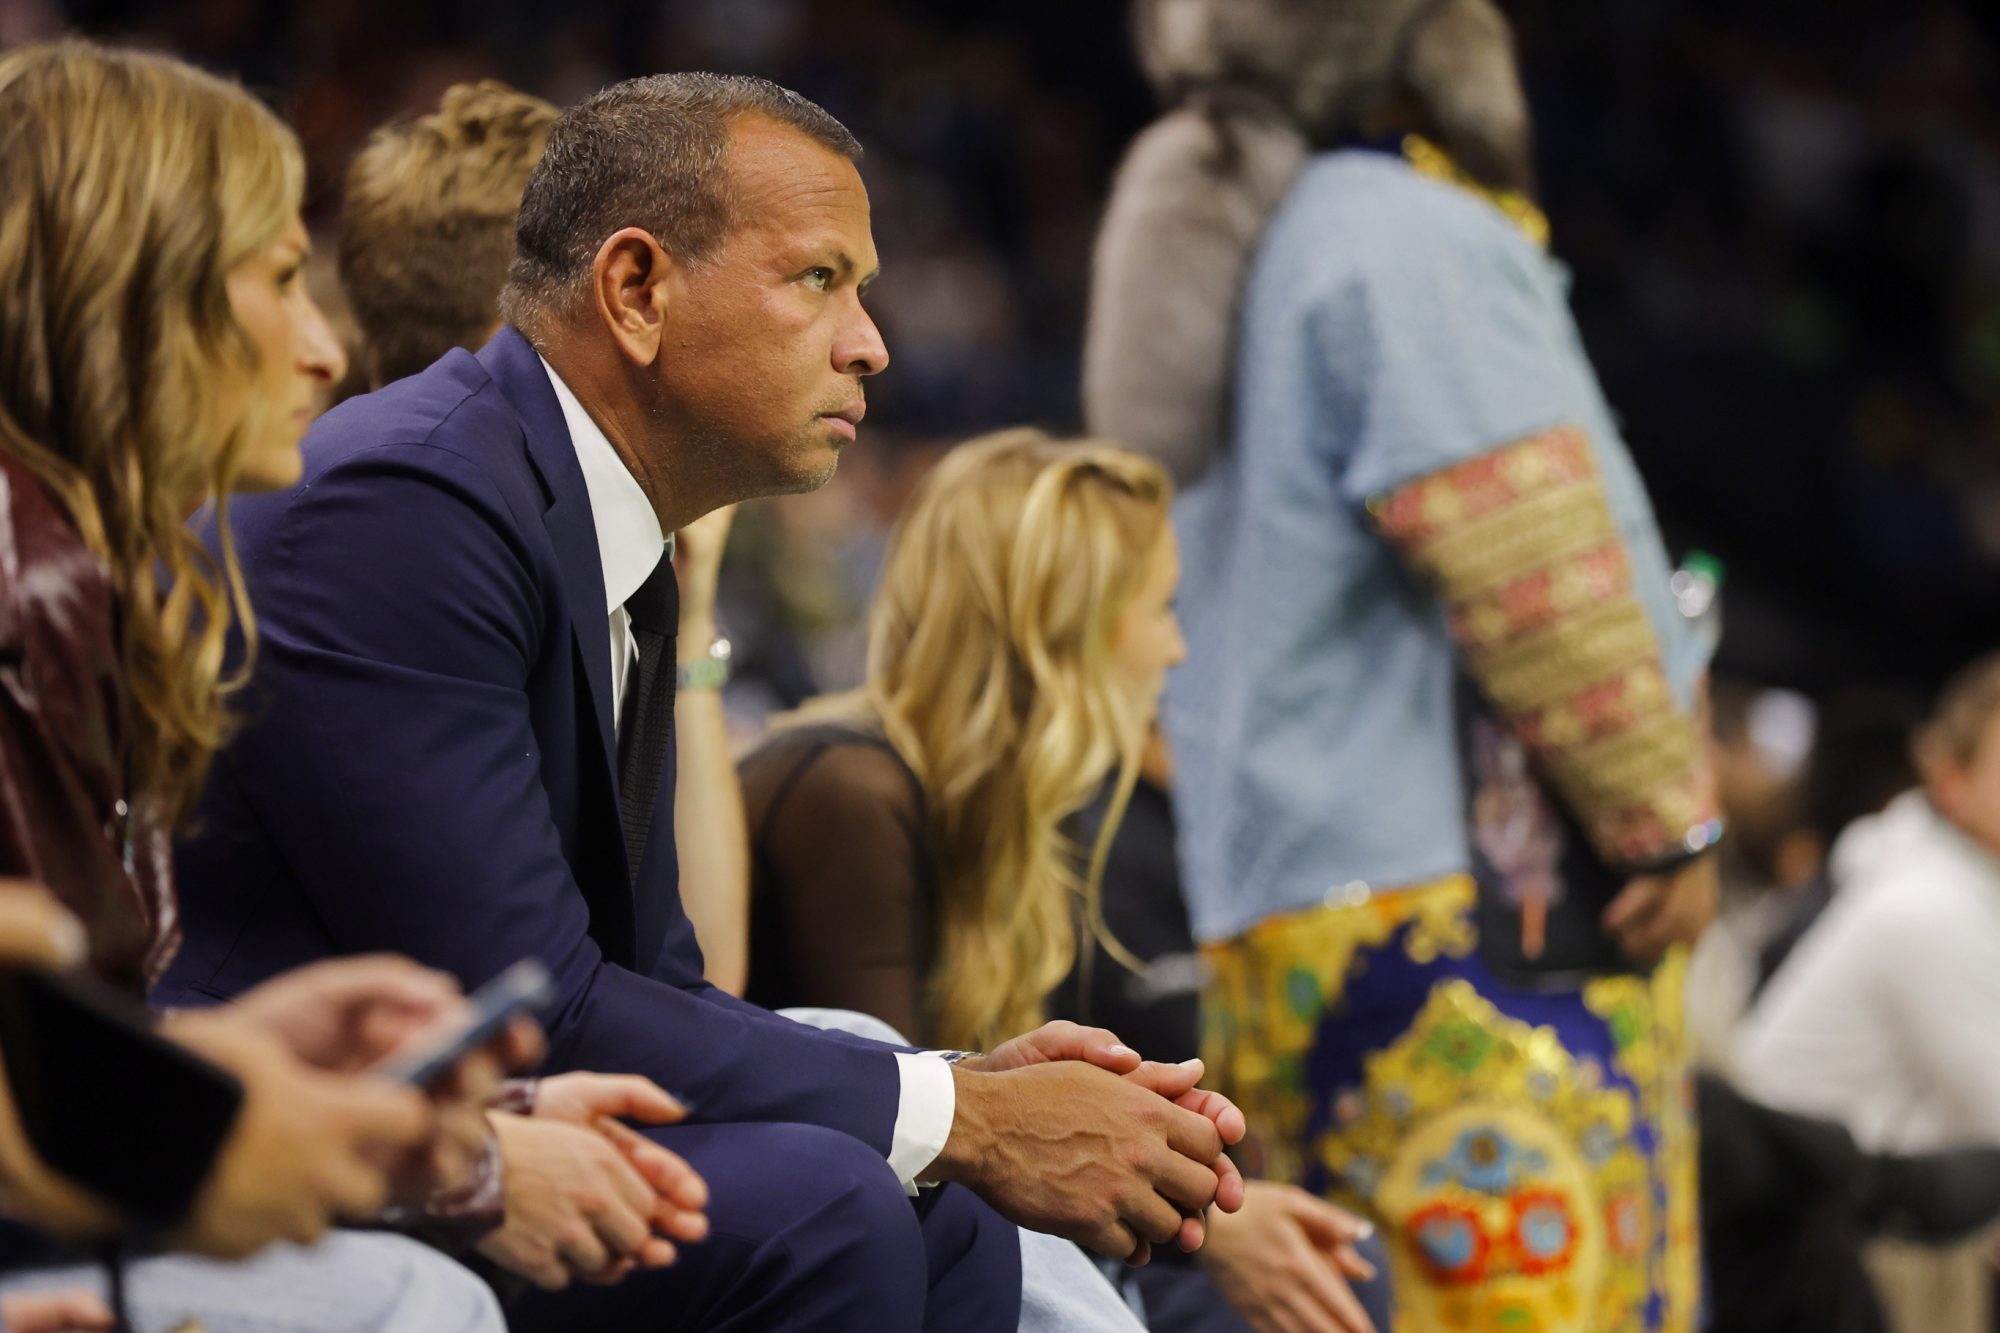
top-left (740, 720), bottom-right (939, 1042)
top-left (743, 713), bottom-right (1205, 1069)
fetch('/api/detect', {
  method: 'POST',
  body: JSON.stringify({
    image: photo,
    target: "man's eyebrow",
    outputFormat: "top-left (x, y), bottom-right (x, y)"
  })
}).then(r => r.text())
top-left (830, 250), bottom-right (882, 290)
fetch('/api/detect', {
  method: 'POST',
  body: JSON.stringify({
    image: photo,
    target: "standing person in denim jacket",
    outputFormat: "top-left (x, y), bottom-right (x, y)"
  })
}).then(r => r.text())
top-left (1086, 3), bottom-right (1722, 1328)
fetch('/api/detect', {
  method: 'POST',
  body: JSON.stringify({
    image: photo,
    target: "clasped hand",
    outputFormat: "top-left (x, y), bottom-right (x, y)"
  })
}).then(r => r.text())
top-left (478, 1073), bottom-right (710, 1291)
top-left (939, 1019), bottom-right (1247, 1265)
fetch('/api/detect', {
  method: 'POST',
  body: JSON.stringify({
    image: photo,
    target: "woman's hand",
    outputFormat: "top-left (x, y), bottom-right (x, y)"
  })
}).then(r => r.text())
top-left (1198, 1180), bottom-right (1378, 1333)
top-left (0, 882), bottom-right (85, 971)
top-left (222, 955), bottom-right (480, 1074)
top-left (165, 1009), bottom-right (434, 1257)
top-left (535, 1071), bottom-right (687, 1128)
top-left (477, 1109), bottom-right (706, 1290)
top-left (533, 1073), bottom-right (709, 1257)
top-left (207, 956), bottom-right (545, 1210)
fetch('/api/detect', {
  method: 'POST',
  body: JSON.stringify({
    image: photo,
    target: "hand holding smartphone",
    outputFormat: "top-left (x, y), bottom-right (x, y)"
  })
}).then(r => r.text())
top-left (374, 958), bottom-right (554, 1089)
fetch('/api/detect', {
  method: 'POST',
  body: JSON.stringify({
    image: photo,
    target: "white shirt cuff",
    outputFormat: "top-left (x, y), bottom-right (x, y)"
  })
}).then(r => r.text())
top-left (888, 1051), bottom-right (957, 1195)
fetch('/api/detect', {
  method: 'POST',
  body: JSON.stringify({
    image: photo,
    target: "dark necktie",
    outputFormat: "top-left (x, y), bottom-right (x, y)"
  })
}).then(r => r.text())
top-left (617, 550), bottom-right (678, 882)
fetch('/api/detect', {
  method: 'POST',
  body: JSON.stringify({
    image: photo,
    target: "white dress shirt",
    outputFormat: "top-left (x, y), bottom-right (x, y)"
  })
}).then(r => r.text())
top-left (539, 358), bottom-right (956, 1189)
top-left (1735, 791), bottom-right (2000, 1153)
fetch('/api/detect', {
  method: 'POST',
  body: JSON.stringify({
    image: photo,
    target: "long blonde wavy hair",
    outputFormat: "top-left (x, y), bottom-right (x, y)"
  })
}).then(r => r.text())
top-left (802, 429), bottom-right (1173, 1049)
top-left (0, 40), bottom-right (305, 826)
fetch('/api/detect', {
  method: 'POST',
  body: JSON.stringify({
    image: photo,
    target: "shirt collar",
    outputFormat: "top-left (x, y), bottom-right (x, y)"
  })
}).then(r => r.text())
top-left (538, 355), bottom-right (666, 614)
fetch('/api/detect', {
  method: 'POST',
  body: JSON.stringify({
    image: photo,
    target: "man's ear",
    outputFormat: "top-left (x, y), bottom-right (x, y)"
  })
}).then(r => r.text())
top-left (590, 227), bottom-right (678, 366)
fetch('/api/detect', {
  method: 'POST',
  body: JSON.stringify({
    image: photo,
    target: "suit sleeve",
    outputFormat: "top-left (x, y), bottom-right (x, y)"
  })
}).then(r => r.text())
top-left (219, 443), bottom-right (906, 1154)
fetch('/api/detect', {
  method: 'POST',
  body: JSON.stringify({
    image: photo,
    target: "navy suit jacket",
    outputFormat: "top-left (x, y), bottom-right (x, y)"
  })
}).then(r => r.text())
top-left (162, 328), bottom-right (905, 1154)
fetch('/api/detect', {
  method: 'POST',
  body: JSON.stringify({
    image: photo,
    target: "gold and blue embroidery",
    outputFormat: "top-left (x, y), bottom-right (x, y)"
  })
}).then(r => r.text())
top-left (1202, 885), bottom-right (1696, 1332)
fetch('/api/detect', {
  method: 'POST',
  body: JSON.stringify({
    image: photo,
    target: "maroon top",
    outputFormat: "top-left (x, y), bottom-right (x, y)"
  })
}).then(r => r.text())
top-left (0, 452), bottom-right (512, 1240)
top-left (0, 451), bottom-right (177, 995)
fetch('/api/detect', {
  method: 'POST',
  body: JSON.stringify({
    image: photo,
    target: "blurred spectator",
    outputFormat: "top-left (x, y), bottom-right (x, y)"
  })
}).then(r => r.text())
top-left (1739, 653), bottom-right (2000, 1149)
top-left (1685, 681), bottom-right (1924, 1067)
top-left (337, 78), bottom-right (557, 385)
top-left (1085, 0), bottom-right (1722, 1322)
top-left (1752, 687), bottom-right (1927, 993)
top-left (1737, 652), bottom-right (2000, 1333)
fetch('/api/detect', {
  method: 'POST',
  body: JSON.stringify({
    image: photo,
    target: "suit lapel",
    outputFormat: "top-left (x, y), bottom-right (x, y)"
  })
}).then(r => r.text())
top-left (477, 328), bottom-right (695, 976)
top-left (476, 330), bottom-right (616, 768)
top-left (477, 328), bottom-right (629, 880)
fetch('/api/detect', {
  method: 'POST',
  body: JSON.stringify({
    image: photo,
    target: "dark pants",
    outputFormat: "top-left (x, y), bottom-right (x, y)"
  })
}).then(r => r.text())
top-left (507, 1121), bottom-right (1023, 1332)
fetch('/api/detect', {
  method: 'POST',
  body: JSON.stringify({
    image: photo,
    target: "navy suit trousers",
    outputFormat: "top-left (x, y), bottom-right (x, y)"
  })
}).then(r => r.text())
top-left (506, 1121), bottom-right (1021, 1332)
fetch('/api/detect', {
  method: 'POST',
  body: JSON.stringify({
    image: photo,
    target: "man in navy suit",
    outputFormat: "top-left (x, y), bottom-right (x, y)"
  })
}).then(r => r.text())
top-left (164, 72), bottom-right (1245, 1330)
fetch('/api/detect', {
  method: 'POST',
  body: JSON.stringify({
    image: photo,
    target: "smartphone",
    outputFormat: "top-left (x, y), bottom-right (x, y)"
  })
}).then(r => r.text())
top-left (1459, 686), bottom-right (1634, 985)
top-left (0, 967), bottom-right (244, 1229)
top-left (376, 958), bottom-right (554, 1088)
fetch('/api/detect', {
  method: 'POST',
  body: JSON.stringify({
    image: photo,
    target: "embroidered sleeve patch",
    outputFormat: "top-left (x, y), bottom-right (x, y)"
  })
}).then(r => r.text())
top-left (1372, 428), bottom-right (1718, 866)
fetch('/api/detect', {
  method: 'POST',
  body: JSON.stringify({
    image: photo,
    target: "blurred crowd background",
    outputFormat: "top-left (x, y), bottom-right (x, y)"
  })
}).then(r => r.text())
top-left (8, 0), bottom-right (1997, 744)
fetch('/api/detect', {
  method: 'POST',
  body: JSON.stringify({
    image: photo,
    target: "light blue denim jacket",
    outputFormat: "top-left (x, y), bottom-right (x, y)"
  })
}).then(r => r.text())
top-left (1164, 149), bottom-right (1701, 945)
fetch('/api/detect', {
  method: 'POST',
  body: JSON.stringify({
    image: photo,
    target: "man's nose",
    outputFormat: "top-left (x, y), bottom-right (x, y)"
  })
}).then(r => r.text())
top-left (835, 303), bottom-right (889, 378)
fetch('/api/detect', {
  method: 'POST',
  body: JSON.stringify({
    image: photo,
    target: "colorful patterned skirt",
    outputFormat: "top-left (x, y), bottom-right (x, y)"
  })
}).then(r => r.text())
top-left (1201, 876), bottom-right (1697, 1332)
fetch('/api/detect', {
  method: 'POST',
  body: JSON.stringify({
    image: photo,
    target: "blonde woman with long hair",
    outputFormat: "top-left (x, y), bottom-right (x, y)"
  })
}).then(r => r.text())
top-left (740, 428), bottom-right (1182, 1050)
top-left (0, 40), bottom-right (525, 1330)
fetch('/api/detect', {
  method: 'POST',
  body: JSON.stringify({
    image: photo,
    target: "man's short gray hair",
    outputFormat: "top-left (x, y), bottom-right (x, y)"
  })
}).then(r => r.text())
top-left (499, 72), bottom-right (861, 337)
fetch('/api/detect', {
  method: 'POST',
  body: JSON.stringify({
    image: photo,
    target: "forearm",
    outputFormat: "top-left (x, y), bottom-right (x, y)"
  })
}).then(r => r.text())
top-left (673, 614), bottom-right (749, 995)
top-left (1372, 427), bottom-right (1718, 868)
top-left (927, 1063), bottom-right (998, 1186)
